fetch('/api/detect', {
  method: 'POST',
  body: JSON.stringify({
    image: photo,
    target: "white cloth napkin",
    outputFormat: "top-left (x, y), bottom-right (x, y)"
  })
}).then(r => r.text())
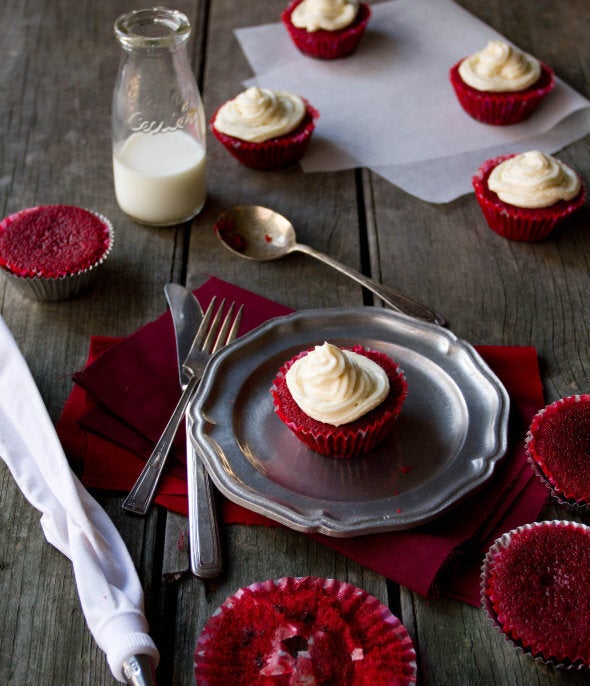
top-left (235, 0), bottom-right (590, 202)
top-left (0, 315), bottom-right (159, 683)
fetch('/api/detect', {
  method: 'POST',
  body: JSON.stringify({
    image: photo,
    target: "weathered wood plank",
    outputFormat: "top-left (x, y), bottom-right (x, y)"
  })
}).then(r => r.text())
top-left (1, 0), bottom-right (590, 684)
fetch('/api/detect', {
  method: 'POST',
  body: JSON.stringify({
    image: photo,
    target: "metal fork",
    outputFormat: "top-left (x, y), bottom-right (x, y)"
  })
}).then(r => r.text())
top-left (122, 297), bottom-right (243, 515)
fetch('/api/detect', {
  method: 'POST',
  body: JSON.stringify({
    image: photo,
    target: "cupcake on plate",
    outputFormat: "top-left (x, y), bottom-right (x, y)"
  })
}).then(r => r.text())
top-left (270, 342), bottom-right (407, 458)
top-left (195, 576), bottom-right (418, 685)
top-left (0, 205), bottom-right (114, 301)
top-left (282, 0), bottom-right (371, 60)
top-left (482, 520), bottom-right (590, 669)
top-left (449, 40), bottom-right (554, 125)
top-left (210, 87), bottom-right (318, 170)
top-left (526, 394), bottom-right (590, 514)
top-left (472, 151), bottom-right (585, 241)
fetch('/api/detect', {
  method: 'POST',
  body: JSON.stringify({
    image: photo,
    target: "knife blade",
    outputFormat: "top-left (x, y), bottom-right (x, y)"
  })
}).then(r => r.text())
top-left (164, 283), bottom-right (203, 388)
top-left (164, 283), bottom-right (223, 579)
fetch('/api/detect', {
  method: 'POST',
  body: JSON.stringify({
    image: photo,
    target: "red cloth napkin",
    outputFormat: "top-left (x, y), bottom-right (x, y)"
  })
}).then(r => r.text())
top-left (57, 276), bottom-right (548, 605)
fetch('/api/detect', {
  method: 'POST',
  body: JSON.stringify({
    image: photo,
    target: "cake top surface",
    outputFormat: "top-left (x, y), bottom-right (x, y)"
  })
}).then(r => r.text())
top-left (483, 521), bottom-right (590, 665)
top-left (527, 395), bottom-right (590, 504)
top-left (0, 205), bottom-right (112, 279)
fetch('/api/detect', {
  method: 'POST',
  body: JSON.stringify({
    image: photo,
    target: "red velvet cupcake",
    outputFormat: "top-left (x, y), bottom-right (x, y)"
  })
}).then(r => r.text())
top-left (0, 205), bottom-right (113, 301)
top-left (270, 343), bottom-right (407, 458)
top-left (282, 0), bottom-right (371, 60)
top-left (472, 152), bottom-right (585, 241)
top-left (449, 40), bottom-right (554, 125)
top-left (195, 576), bottom-right (418, 685)
top-left (525, 394), bottom-right (590, 513)
top-left (482, 521), bottom-right (590, 669)
top-left (210, 87), bottom-right (318, 170)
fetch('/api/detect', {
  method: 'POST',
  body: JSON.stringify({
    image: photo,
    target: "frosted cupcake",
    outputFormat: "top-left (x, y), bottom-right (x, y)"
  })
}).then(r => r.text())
top-left (449, 40), bottom-right (554, 125)
top-left (282, 0), bottom-right (371, 60)
top-left (0, 205), bottom-right (113, 301)
top-left (195, 576), bottom-right (418, 685)
top-left (526, 394), bottom-right (590, 513)
top-left (472, 151), bottom-right (585, 241)
top-left (270, 342), bottom-right (407, 458)
top-left (210, 87), bottom-right (318, 170)
top-left (482, 521), bottom-right (590, 669)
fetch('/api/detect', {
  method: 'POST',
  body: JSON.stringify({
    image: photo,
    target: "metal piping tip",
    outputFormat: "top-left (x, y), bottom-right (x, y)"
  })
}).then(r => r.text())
top-left (122, 654), bottom-right (157, 686)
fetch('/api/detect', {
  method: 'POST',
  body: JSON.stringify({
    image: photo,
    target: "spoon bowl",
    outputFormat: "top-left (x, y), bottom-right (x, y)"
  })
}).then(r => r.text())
top-left (215, 205), bottom-right (298, 261)
top-left (215, 205), bottom-right (446, 326)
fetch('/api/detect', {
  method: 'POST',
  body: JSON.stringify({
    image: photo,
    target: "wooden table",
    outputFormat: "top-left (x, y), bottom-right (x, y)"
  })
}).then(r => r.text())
top-left (1, 0), bottom-right (589, 684)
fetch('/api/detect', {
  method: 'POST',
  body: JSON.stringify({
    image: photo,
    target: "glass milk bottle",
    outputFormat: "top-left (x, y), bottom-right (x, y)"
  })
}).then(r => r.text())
top-left (112, 8), bottom-right (206, 226)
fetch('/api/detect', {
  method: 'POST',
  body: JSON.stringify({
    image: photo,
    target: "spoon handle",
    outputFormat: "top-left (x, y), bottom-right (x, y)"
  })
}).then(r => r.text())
top-left (294, 243), bottom-right (446, 326)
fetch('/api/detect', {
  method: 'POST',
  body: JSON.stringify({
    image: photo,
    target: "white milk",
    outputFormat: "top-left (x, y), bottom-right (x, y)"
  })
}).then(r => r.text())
top-left (113, 130), bottom-right (206, 226)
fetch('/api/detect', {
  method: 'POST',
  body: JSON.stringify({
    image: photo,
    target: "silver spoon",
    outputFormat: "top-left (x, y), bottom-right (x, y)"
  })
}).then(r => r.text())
top-left (215, 205), bottom-right (446, 326)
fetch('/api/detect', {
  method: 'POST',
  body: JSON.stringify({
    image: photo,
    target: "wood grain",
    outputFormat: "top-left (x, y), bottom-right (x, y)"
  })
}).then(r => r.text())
top-left (0, 0), bottom-right (589, 684)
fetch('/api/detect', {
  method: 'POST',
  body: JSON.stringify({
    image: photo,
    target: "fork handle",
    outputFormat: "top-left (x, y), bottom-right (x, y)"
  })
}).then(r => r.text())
top-left (186, 422), bottom-right (223, 578)
top-left (123, 375), bottom-right (199, 515)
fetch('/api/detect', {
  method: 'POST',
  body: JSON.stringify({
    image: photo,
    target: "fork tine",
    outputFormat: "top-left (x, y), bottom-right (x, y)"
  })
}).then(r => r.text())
top-left (225, 303), bottom-right (243, 345)
top-left (192, 296), bottom-right (217, 349)
top-left (201, 298), bottom-right (226, 352)
top-left (210, 302), bottom-right (243, 354)
top-left (210, 301), bottom-right (235, 355)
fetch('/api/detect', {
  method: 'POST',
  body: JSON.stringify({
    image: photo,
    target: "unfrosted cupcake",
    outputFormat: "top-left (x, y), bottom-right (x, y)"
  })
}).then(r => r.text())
top-left (270, 342), bottom-right (407, 458)
top-left (210, 87), bottom-right (318, 170)
top-left (472, 151), bottom-right (585, 241)
top-left (525, 394), bottom-right (590, 513)
top-left (449, 40), bottom-right (554, 125)
top-left (282, 0), bottom-right (371, 60)
top-left (482, 521), bottom-right (590, 669)
top-left (0, 205), bottom-right (113, 301)
top-left (195, 576), bottom-right (418, 685)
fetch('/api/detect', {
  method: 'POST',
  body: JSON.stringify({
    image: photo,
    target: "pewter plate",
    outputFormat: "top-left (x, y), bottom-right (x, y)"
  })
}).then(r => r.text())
top-left (188, 308), bottom-right (509, 537)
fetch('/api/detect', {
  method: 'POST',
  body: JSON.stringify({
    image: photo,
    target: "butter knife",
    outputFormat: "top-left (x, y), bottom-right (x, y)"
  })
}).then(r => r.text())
top-left (164, 283), bottom-right (223, 579)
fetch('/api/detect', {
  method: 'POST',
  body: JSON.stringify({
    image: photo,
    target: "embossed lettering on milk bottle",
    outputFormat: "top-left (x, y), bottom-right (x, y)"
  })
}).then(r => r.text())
top-left (112, 8), bottom-right (206, 226)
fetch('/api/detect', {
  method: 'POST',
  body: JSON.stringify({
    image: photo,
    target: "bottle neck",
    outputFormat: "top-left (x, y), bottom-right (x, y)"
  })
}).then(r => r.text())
top-left (114, 8), bottom-right (191, 52)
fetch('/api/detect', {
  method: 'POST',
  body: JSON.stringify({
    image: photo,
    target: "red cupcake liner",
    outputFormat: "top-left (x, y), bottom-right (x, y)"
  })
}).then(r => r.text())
top-left (210, 101), bottom-right (318, 170)
top-left (282, 0), bottom-right (371, 60)
top-left (449, 60), bottom-right (554, 125)
top-left (0, 206), bottom-right (114, 301)
top-left (472, 154), bottom-right (586, 241)
top-left (270, 346), bottom-right (408, 459)
top-left (481, 521), bottom-right (590, 670)
top-left (525, 394), bottom-right (590, 514)
top-left (195, 576), bottom-right (418, 685)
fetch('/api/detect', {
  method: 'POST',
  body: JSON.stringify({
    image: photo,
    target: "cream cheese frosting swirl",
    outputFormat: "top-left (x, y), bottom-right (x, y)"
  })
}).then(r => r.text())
top-left (285, 342), bottom-right (389, 426)
top-left (291, 0), bottom-right (359, 32)
top-left (488, 151), bottom-right (581, 208)
top-left (458, 40), bottom-right (541, 92)
top-left (214, 87), bottom-right (305, 143)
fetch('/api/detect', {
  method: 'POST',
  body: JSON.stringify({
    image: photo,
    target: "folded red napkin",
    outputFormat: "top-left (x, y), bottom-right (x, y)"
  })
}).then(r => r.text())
top-left (57, 276), bottom-right (548, 605)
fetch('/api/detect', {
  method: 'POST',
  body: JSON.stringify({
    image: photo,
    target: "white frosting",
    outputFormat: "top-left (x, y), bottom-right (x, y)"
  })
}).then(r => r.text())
top-left (488, 151), bottom-right (581, 209)
top-left (291, 0), bottom-right (359, 32)
top-left (214, 87), bottom-right (305, 143)
top-left (458, 40), bottom-right (541, 92)
top-left (285, 342), bottom-right (389, 426)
